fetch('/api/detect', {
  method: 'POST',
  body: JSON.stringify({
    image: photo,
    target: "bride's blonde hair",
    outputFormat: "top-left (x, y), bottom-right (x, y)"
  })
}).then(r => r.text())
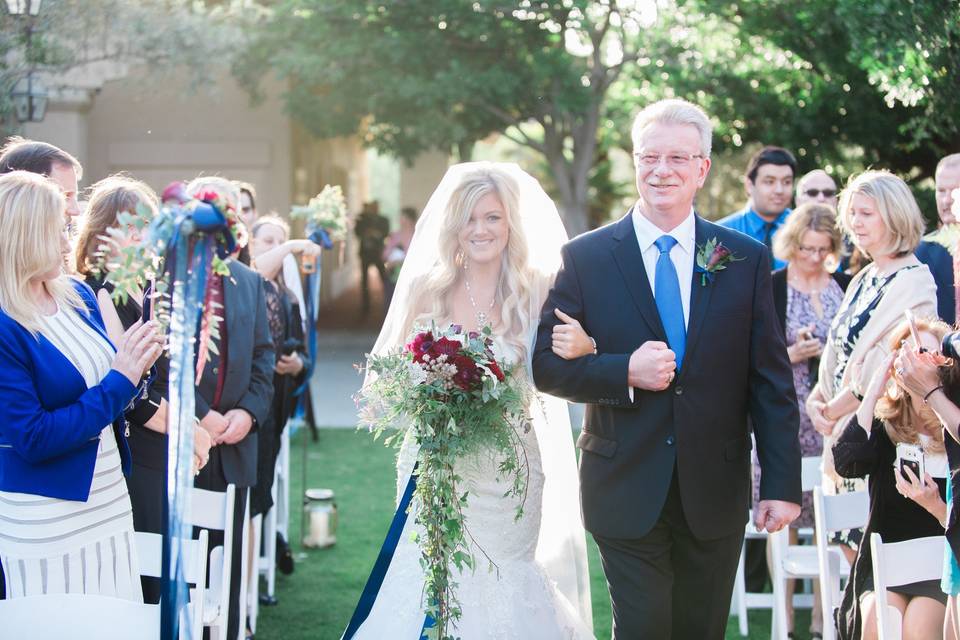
top-left (406, 167), bottom-right (537, 360)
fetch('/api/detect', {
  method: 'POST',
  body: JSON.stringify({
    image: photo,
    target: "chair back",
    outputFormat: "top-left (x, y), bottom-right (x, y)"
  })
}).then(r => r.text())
top-left (869, 533), bottom-right (945, 640)
top-left (813, 487), bottom-right (867, 640)
top-left (134, 529), bottom-right (209, 640)
top-left (0, 593), bottom-right (159, 640)
top-left (801, 455), bottom-right (823, 492)
top-left (185, 484), bottom-right (236, 635)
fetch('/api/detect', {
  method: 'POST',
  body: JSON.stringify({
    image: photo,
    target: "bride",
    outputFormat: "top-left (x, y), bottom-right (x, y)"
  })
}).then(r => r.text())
top-left (342, 163), bottom-right (595, 639)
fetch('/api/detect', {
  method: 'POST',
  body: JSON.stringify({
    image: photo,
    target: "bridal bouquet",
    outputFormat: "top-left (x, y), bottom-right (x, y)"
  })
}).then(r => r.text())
top-left (359, 324), bottom-right (531, 640)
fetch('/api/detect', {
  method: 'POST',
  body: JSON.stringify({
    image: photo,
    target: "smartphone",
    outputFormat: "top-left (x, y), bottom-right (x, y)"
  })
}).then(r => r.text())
top-left (904, 309), bottom-right (927, 353)
top-left (895, 442), bottom-right (925, 483)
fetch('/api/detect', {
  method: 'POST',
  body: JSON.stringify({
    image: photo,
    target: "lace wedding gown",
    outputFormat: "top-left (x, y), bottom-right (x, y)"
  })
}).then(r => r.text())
top-left (346, 338), bottom-right (594, 640)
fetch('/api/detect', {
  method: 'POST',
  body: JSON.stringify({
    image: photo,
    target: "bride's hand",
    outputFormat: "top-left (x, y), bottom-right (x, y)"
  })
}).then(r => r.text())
top-left (551, 309), bottom-right (595, 360)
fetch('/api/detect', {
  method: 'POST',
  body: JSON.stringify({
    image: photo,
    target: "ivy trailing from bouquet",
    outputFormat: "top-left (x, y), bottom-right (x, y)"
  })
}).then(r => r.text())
top-left (358, 325), bottom-right (531, 640)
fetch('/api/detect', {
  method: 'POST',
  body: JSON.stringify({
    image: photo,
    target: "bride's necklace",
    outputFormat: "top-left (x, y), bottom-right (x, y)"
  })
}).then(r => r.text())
top-left (463, 267), bottom-right (497, 327)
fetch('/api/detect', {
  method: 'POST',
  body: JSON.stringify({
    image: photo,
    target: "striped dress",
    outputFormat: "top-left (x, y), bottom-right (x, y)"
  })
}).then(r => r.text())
top-left (0, 304), bottom-right (142, 601)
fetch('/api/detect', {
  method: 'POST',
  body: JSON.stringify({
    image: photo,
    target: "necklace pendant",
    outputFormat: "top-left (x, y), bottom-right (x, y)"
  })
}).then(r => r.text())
top-left (476, 311), bottom-right (487, 326)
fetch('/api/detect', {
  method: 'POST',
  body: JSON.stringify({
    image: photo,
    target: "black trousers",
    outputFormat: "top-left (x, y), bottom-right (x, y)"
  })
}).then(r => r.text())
top-left (195, 457), bottom-right (249, 640)
top-left (593, 467), bottom-right (744, 640)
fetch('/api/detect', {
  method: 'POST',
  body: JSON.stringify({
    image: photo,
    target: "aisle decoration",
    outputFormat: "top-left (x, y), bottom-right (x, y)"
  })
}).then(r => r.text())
top-left (355, 325), bottom-right (531, 640)
top-left (93, 192), bottom-right (246, 639)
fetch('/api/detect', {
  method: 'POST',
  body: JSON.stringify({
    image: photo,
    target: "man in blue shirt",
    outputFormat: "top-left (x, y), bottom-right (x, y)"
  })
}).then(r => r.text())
top-left (718, 146), bottom-right (797, 269)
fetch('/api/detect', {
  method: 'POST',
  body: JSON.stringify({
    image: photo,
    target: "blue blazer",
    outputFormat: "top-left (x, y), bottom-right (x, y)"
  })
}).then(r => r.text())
top-left (0, 280), bottom-right (137, 501)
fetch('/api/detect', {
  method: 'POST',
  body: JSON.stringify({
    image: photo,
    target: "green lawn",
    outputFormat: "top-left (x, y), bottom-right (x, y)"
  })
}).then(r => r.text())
top-left (256, 429), bottom-right (799, 639)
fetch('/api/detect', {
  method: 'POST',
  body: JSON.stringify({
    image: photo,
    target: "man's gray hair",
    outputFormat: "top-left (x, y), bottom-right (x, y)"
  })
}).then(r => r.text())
top-left (631, 99), bottom-right (713, 157)
top-left (937, 153), bottom-right (960, 175)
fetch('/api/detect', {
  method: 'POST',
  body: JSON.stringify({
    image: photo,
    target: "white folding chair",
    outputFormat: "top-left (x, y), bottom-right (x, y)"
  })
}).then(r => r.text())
top-left (259, 425), bottom-right (290, 604)
top-left (869, 533), bottom-right (945, 640)
top-left (732, 455), bottom-right (824, 636)
top-left (0, 593), bottom-right (160, 640)
top-left (236, 492), bottom-right (252, 640)
top-left (134, 529), bottom-right (209, 640)
top-left (768, 455), bottom-right (826, 640)
top-left (187, 484), bottom-right (236, 640)
top-left (813, 487), bottom-right (868, 640)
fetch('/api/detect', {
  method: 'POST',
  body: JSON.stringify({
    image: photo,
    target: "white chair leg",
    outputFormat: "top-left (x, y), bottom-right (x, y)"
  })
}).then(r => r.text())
top-left (732, 541), bottom-right (749, 636)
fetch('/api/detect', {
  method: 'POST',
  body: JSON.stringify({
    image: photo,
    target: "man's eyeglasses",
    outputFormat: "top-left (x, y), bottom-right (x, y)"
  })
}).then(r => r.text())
top-left (633, 152), bottom-right (704, 168)
top-left (797, 245), bottom-right (832, 257)
top-left (803, 188), bottom-right (837, 198)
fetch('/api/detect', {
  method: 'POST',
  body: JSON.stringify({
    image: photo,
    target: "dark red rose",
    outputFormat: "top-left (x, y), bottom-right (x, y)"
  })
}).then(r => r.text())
top-left (197, 190), bottom-right (221, 204)
top-left (430, 336), bottom-right (462, 359)
top-left (706, 244), bottom-right (732, 270)
top-left (452, 355), bottom-right (481, 390)
top-left (487, 360), bottom-right (505, 381)
top-left (405, 331), bottom-right (435, 363)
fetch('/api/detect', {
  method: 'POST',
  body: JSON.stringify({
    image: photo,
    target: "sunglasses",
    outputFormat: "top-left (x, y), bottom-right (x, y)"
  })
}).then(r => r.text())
top-left (803, 188), bottom-right (837, 198)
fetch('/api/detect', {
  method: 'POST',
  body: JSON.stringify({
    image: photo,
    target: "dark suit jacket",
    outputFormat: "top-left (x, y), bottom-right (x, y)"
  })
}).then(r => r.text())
top-left (196, 260), bottom-right (275, 488)
top-left (771, 268), bottom-right (852, 386)
top-left (914, 239), bottom-right (956, 325)
top-left (532, 212), bottom-right (802, 540)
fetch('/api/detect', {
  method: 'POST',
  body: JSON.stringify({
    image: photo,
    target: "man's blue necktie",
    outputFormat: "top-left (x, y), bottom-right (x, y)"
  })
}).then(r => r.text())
top-left (654, 235), bottom-right (686, 369)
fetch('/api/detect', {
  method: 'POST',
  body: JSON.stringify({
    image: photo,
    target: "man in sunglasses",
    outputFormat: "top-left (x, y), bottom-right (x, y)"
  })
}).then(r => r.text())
top-left (915, 154), bottom-right (960, 325)
top-left (795, 170), bottom-right (838, 208)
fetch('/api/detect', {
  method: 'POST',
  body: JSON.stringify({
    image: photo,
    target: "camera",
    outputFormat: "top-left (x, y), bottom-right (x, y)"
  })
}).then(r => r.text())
top-left (942, 331), bottom-right (960, 361)
top-left (282, 337), bottom-right (304, 357)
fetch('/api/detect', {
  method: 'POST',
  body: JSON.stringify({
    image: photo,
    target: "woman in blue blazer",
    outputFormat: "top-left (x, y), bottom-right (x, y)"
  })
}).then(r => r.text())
top-left (0, 171), bottom-right (160, 600)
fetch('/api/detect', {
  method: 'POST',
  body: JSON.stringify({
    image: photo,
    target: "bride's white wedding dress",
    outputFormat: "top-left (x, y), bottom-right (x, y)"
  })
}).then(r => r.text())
top-left (346, 338), bottom-right (594, 640)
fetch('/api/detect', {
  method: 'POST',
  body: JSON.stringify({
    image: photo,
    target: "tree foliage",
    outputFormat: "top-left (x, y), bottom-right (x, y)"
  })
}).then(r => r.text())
top-left (236, 0), bottom-right (959, 233)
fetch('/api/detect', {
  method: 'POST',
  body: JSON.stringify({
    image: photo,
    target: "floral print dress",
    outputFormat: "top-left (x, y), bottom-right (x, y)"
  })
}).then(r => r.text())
top-left (753, 278), bottom-right (844, 528)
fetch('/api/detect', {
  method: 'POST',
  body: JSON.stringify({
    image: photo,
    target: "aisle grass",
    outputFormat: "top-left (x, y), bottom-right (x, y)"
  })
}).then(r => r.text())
top-left (257, 429), bottom-right (792, 639)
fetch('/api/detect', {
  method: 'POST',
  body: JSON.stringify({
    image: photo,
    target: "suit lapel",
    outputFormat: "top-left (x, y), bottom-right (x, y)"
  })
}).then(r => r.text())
top-left (611, 212), bottom-right (667, 341)
top-left (679, 215), bottom-right (715, 380)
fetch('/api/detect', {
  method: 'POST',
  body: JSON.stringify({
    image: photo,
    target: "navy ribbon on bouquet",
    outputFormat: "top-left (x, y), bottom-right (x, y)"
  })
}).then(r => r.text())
top-left (341, 465), bottom-right (421, 639)
top-left (160, 201), bottom-right (231, 640)
top-left (291, 226), bottom-right (333, 428)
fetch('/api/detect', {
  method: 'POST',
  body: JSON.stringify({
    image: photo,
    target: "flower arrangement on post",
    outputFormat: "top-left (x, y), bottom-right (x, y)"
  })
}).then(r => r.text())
top-left (289, 184), bottom-right (350, 272)
top-left (358, 325), bottom-right (530, 640)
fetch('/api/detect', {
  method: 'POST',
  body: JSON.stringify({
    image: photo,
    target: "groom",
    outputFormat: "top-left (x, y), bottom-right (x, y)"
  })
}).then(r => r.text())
top-left (532, 99), bottom-right (801, 639)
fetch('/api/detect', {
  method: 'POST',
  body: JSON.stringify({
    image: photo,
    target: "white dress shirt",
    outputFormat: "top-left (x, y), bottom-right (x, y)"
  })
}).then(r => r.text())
top-left (631, 205), bottom-right (696, 328)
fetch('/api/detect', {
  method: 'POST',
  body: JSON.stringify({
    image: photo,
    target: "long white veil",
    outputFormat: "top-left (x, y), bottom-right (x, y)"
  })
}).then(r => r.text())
top-left (369, 161), bottom-right (593, 629)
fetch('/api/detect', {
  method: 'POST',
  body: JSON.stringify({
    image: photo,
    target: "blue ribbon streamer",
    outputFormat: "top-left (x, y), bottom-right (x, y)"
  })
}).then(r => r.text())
top-left (341, 465), bottom-right (419, 639)
top-left (290, 226), bottom-right (330, 432)
top-left (160, 207), bottom-right (229, 640)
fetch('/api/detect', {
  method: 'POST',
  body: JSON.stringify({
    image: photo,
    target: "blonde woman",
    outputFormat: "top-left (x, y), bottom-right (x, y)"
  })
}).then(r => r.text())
top-left (345, 163), bottom-right (593, 639)
top-left (807, 170), bottom-right (937, 563)
top-left (0, 171), bottom-right (160, 599)
top-left (832, 318), bottom-right (949, 640)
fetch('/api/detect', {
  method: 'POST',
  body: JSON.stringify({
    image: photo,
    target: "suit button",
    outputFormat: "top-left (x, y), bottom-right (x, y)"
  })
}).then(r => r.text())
top-left (212, 367), bottom-right (219, 374)
top-left (674, 386), bottom-right (683, 396)
top-left (666, 436), bottom-right (675, 446)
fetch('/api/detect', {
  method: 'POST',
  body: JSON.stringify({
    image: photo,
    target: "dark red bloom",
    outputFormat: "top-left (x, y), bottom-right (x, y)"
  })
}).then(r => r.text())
top-left (452, 355), bottom-right (482, 390)
top-left (487, 360), bottom-right (505, 381)
top-left (197, 190), bottom-right (221, 204)
top-left (406, 331), bottom-right (435, 363)
top-left (430, 337), bottom-right (462, 360)
top-left (706, 244), bottom-right (732, 270)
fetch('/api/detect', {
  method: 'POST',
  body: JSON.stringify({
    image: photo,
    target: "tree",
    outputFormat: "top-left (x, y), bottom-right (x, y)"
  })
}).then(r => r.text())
top-left (686, 0), bottom-right (960, 182)
top-left (236, 0), bottom-right (679, 236)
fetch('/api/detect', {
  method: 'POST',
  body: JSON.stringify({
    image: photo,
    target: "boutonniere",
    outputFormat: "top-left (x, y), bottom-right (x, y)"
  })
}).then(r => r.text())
top-left (694, 237), bottom-right (744, 286)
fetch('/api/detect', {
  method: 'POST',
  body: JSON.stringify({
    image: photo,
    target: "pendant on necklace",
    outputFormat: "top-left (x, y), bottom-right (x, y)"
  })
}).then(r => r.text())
top-left (476, 311), bottom-right (487, 326)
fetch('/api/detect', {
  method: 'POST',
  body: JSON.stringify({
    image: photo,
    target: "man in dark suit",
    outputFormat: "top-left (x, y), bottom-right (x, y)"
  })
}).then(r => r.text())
top-left (195, 258), bottom-right (275, 640)
top-left (532, 98), bottom-right (802, 639)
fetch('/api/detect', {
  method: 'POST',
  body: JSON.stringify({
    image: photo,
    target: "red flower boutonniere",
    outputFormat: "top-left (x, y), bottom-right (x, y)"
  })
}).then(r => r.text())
top-left (694, 237), bottom-right (744, 286)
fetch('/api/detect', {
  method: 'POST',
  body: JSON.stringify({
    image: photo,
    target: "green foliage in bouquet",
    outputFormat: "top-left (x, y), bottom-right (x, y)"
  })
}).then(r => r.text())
top-left (289, 184), bottom-right (350, 242)
top-left (358, 324), bottom-right (531, 640)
